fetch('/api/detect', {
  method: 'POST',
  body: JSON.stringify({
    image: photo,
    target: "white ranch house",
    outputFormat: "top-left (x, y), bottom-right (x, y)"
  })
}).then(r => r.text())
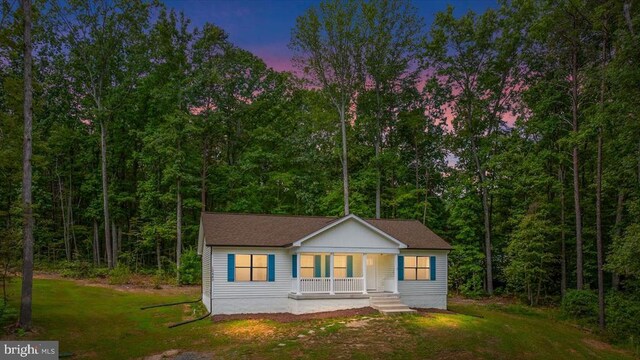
top-left (197, 212), bottom-right (451, 315)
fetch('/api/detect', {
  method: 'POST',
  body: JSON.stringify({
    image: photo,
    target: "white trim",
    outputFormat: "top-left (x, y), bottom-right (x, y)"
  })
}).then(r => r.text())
top-left (296, 253), bottom-right (301, 295)
top-left (362, 254), bottom-right (368, 294)
top-left (393, 254), bottom-right (399, 294)
top-left (291, 247), bottom-right (399, 254)
top-left (290, 214), bottom-right (408, 249)
top-left (329, 253), bottom-right (335, 295)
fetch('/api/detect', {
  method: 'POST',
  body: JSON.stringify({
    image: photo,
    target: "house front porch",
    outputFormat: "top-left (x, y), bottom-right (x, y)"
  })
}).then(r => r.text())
top-left (290, 253), bottom-right (399, 295)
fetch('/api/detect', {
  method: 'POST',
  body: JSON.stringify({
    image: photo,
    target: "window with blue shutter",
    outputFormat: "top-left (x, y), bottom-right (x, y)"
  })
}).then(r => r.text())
top-left (346, 255), bottom-right (353, 278)
top-left (291, 254), bottom-right (297, 278)
top-left (232, 254), bottom-right (268, 282)
top-left (268, 254), bottom-right (275, 282)
top-left (227, 254), bottom-right (235, 282)
top-left (325, 255), bottom-right (330, 277)
top-left (401, 255), bottom-right (434, 281)
top-left (430, 256), bottom-right (436, 281)
top-left (314, 255), bottom-right (322, 278)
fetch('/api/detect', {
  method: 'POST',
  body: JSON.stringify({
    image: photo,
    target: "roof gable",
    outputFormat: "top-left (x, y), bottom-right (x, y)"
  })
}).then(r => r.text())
top-left (291, 214), bottom-right (407, 249)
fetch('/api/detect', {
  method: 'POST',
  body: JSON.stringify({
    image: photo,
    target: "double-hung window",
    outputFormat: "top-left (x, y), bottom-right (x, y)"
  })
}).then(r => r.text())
top-left (334, 255), bottom-right (347, 278)
top-left (300, 255), bottom-right (315, 278)
top-left (403, 256), bottom-right (430, 280)
top-left (235, 254), bottom-right (268, 282)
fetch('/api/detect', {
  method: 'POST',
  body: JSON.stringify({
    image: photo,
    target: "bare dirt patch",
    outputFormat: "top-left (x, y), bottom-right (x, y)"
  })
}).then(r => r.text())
top-left (141, 349), bottom-right (216, 360)
top-left (223, 319), bottom-right (278, 340)
top-left (211, 306), bottom-right (378, 323)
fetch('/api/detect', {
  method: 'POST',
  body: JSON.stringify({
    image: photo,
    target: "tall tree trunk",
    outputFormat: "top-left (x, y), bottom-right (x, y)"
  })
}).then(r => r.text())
top-left (68, 180), bottom-right (77, 258)
top-left (559, 166), bottom-right (567, 297)
top-left (339, 108), bottom-right (350, 215)
top-left (201, 146), bottom-right (208, 213)
top-left (571, 36), bottom-right (584, 290)
top-left (100, 120), bottom-right (113, 269)
top-left (471, 136), bottom-right (493, 295)
top-left (93, 219), bottom-right (100, 266)
top-left (156, 235), bottom-right (162, 271)
top-left (375, 86), bottom-right (382, 219)
top-left (111, 221), bottom-right (117, 266)
top-left (480, 183), bottom-right (492, 295)
top-left (176, 179), bottom-right (183, 279)
top-left (58, 176), bottom-right (71, 261)
top-left (117, 226), bottom-right (122, 261)
top-left (596, 131), bottom-right (605, 329)
top-left (595, 32), bottom-right (608, 330)
top-left (422, 168), bottom-right (430, 225)
top-left (612, 190), bottom-right (625, 290)
top-left (375, 138), bottom-right (381, 219)
top-left (19, 0), bottom-right (34, 331)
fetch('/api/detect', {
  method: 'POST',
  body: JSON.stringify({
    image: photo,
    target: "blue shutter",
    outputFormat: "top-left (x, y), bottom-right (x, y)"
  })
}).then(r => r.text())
top-left (291, 254), bottom-right (297, 278)
top-left (314, 255), bottom-right (321, 277)
top-left (398, 255), bottom-right (404, 281)
top-left (227, 254), bottom-right (235, 282)
top-left (346, 255), bottom-right (353, 277)
top-left (325, 255), bottom-right (330, 277)
top-left (430, 256), bottom-right (436, 281)
top-left (268, 254), bottom-right (275, 282)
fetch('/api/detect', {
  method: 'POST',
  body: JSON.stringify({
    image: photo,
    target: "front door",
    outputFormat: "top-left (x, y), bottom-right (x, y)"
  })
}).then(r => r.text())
top-left (366, 255), bottom-right (377, 291)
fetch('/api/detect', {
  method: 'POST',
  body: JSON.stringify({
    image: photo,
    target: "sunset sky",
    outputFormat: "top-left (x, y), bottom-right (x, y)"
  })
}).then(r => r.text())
top-left (164, 0), bottom-right (495, 72)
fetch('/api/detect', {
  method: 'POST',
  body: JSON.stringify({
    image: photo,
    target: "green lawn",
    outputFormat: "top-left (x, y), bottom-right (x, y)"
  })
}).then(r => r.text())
top-left (0, 278), bottom-right (634, 359)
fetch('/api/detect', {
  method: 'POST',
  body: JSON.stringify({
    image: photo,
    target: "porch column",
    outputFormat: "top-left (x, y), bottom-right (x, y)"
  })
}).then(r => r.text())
top-left (362, 253), bottom-right (367, 294)
top-left (329, 252), bottom-right (335, 295)
top-left (296, 252), bottom-right (302, 295)
top-left (393, 254), bottom-right (399, 294)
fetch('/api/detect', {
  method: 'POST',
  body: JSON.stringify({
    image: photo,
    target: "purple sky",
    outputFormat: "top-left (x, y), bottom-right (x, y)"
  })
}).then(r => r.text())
top-left (164, 0), bottom-right (496, 72)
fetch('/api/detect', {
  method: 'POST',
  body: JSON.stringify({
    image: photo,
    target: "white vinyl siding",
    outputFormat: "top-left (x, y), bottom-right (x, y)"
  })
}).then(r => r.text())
top-left (398, 250), bottom-right (447, 295)
top-left (202, 246), bottom-right (212, 311)
top-left (211, 247), bottom-right (291, 300)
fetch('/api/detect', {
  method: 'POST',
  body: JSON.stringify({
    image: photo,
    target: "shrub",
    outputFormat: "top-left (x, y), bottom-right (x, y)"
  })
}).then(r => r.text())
top-left (178, 248), bottom-right (201, 285)
top-left (152, 269), bottom-right (171, 289)
top-left (91, 267), bottom-right (109, 279)
top-left (606, 292), bottom-right (640, 351)
top-left (561, 289), bottom-right (598, 323)
top-left (108, 265), bottom-right (132, 285)
top-left (58, 261), bottom-right (93, 279)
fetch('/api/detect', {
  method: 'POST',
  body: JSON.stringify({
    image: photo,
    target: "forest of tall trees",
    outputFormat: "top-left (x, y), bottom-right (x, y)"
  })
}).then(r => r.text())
top-left (0, 0), bottom-right (639, 341)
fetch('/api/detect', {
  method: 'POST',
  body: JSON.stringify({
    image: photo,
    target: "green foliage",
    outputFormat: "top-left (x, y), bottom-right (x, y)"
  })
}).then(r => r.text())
top-left (606, 292), bottom-right (640, 350)
top-left (57, 261), bottom-right (94, 279)
top-left (108, 265), bottom-right (132, 285)
top-left (561, 290), bottom-right (598, 323)
top-left (505, 207), bottom-right (557, 306)
top-left (449, 244), bottom-right (485, 297)
top-left (178, 249), bottom-right (201, 285)
top-left (606, 200), bottom-right (640, 278)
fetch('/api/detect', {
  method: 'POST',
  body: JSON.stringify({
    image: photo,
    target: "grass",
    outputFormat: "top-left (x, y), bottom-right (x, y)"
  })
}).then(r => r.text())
top-left (0, 278), bottom-right (635, 359)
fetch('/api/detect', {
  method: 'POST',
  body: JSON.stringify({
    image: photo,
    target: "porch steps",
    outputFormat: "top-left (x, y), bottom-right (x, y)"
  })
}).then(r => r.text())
top-left (368, 293), bottom-right (416, 315)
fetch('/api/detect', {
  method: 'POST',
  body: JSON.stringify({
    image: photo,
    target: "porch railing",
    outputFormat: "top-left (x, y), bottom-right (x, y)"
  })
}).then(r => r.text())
top-left (300, 278), bottom-right (331, 293)
top-left (292, 277), bottom-right (365, 294)
top-left (334, 277), bottom-right (364, 293)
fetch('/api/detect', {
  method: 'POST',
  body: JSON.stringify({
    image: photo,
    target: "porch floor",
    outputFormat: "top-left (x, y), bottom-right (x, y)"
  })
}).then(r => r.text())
top-left (287, 291), bottom-right (393, 300)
